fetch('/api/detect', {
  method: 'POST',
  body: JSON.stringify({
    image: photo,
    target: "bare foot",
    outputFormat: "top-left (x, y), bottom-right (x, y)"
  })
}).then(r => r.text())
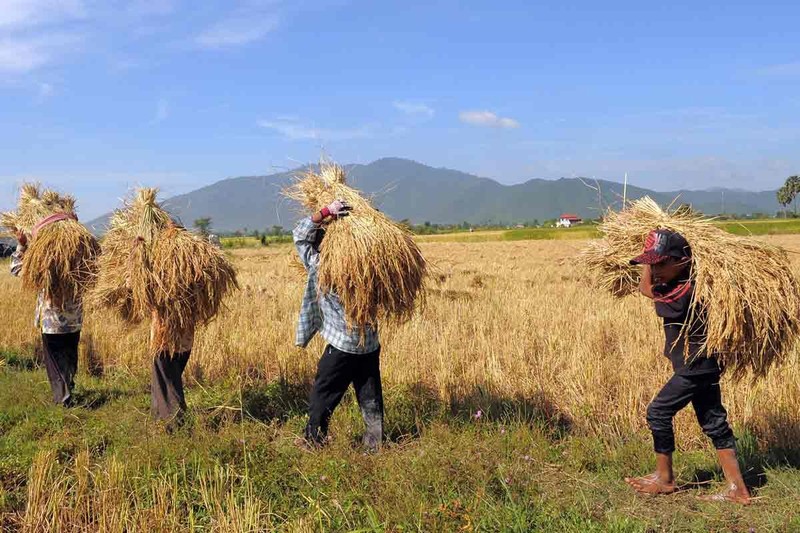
top-left (624, 473), bottom-right (676, 495)
top-left (697, 485), bottom-right (751, 505)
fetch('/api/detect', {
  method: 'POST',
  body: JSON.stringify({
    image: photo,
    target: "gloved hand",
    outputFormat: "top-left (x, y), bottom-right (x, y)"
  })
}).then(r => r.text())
top-left (15, 230), bottom-right (27, 248)
top-left (320, 199), bottom-right (352, 219)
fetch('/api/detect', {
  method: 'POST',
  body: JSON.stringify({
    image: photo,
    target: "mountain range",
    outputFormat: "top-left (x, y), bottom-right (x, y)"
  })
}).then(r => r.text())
top-left (87, 158), bottom-right (781, 233)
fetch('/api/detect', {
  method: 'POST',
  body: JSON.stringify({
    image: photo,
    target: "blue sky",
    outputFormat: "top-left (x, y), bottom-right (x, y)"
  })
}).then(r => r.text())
top-left (1, 0), bottom-right (799, 220)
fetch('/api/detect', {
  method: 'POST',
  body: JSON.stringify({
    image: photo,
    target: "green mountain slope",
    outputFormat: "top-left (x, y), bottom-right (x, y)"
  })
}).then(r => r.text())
top-left (87, 158), bottom-right (781, 233)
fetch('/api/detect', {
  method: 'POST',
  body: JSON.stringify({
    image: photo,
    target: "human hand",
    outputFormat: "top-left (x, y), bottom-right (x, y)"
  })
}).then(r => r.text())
top-left (15, 230), bottom-right (27, 248)
top-left (320, 199), bottom-right (352, 219)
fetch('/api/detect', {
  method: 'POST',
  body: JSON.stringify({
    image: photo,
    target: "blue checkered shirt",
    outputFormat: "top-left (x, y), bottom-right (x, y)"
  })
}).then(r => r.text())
top-left (293, 217), bottom-right (379, 354)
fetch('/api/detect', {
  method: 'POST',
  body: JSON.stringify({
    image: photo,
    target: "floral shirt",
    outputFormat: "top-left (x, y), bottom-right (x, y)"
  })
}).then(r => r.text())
top-left (10, 246), bottom-right (82, 334)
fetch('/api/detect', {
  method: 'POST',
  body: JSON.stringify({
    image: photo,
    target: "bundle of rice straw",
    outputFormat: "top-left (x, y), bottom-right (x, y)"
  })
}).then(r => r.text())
top-left (584, 196), bottom-right (800, 380)
top-left (1, 183), bottom-right (99, 307)
top-left (285, 162), bottom-right (427, 327)
top-left (1, 183), bottom-right (77, 235)
top-left (91, 188), bottom-right (238, 353)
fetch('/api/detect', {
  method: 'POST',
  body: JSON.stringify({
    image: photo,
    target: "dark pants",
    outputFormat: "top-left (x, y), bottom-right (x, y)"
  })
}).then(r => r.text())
top-left (41, 332), bottom-right (80, 406)
top-left (305, 345), bottom-right (384, 449)
top-left (151, 351), bottom-right (191, 421)
top-left (646, 372), bottom-right (736, 454)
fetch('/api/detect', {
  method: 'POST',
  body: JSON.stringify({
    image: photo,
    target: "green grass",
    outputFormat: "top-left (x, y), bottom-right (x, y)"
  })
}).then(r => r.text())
top-left (415, 231), bottom-right (507, 243)
top-left (503, 226), bottom-right (601, 241)
top-left (416, 218), bottom-right (800, 244)
top-left (217, 219), bottom-right (800, 247)
top-left (0, 351), bottom-right (798, 531)
top-left (713, 218), bottom-right (800, 236)
top-left (221, 235), bottom-right (293, 249)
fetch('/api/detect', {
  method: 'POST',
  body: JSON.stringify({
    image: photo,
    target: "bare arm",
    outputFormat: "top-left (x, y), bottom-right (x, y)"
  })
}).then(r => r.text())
top-left (638, 264), bottom-right (655, 299)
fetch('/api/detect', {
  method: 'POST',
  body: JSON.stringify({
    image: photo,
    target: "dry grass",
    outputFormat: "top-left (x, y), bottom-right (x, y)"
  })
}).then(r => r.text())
top-left (285, 163), bottom-right (427, 328)
top-left (18, 451), bottom-right (272, 532)
top-left (3, 235), bottom-right (800, 452)
top-left (584, 197), bottom-right (800, 380)
top-left (90, 188), bottom-right (238, 354)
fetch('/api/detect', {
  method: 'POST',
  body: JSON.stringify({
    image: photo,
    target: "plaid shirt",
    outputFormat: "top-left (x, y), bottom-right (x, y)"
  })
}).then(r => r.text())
top-left (293, 217), bottom-right (379, 354)
top-left (10, 246), bottom-right (82, 335)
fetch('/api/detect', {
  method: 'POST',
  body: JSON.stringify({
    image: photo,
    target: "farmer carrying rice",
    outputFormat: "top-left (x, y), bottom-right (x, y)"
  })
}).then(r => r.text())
top-left (11, 224), bottom-right (82, 406)
top-left (4, 186), bottom-right (99, 408)
top-left (586, 197), bottom-right (800, 502)
top-left (623, 229), bottom-right (750, 504)
top-left (287, 162), bottom-right (426, 450)
top-left (91, 189), bottom-right (237, 426)
top-left (293, 200), bottom-right (384, 450)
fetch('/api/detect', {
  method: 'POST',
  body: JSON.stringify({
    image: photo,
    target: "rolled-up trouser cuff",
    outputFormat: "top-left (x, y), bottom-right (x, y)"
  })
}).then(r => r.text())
top-left (711, 436), bottom-right (736, 451)
top-left (651, 431), bottom-right (676, 454)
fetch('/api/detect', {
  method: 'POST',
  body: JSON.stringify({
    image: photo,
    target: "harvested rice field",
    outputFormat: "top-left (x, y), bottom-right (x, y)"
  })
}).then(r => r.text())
top-left (1, 236), bottom-right (800, 531)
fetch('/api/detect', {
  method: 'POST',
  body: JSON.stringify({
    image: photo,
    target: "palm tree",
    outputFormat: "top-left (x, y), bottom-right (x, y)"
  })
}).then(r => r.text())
top-left (777, 176), bottom-right (800, 217)
top-left (194, 217), bottom-right (212, 237)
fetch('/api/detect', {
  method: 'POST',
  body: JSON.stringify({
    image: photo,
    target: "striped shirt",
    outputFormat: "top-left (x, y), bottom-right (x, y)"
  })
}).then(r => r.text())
top-left (293, 217), bottom-right (379, 354)
top-left (10, 246), bottom-right (82, 335)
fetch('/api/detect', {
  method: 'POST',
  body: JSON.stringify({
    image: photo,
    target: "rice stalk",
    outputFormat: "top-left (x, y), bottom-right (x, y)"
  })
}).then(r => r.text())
top-left (584, 196), bottom-right (800, 380)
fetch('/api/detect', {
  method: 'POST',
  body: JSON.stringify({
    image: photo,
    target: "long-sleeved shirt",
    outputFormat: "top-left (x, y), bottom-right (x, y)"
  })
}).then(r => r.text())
top-left (293, 217), bottom-right (379, 354)
top-left (10, 246), bottom-right (82, 335)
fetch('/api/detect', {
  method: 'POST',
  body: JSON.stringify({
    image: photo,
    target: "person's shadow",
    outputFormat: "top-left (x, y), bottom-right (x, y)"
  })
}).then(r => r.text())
top-left (381, 382), bottom-right (572, 443)
top-left (229, 375), bottom-right (572, 446)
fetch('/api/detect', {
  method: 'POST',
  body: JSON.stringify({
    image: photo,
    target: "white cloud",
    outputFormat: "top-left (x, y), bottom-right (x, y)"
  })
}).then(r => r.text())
top-left (459, 110), bottom-right (520, 129)
top-left (257, 117), bottom-right (370, 141)
top-left (0, 0), bottom-right (85, 73)
top-left (0, 34), bottom-right (80, 73)
top-left (195, 14), bottom-right (279, 49)
top-left (393, 100), bottom-right (434, 118)
top-left (0, 38), bottom-right (48, 72)
top-left (0, 0), bottom-right (85, 30)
